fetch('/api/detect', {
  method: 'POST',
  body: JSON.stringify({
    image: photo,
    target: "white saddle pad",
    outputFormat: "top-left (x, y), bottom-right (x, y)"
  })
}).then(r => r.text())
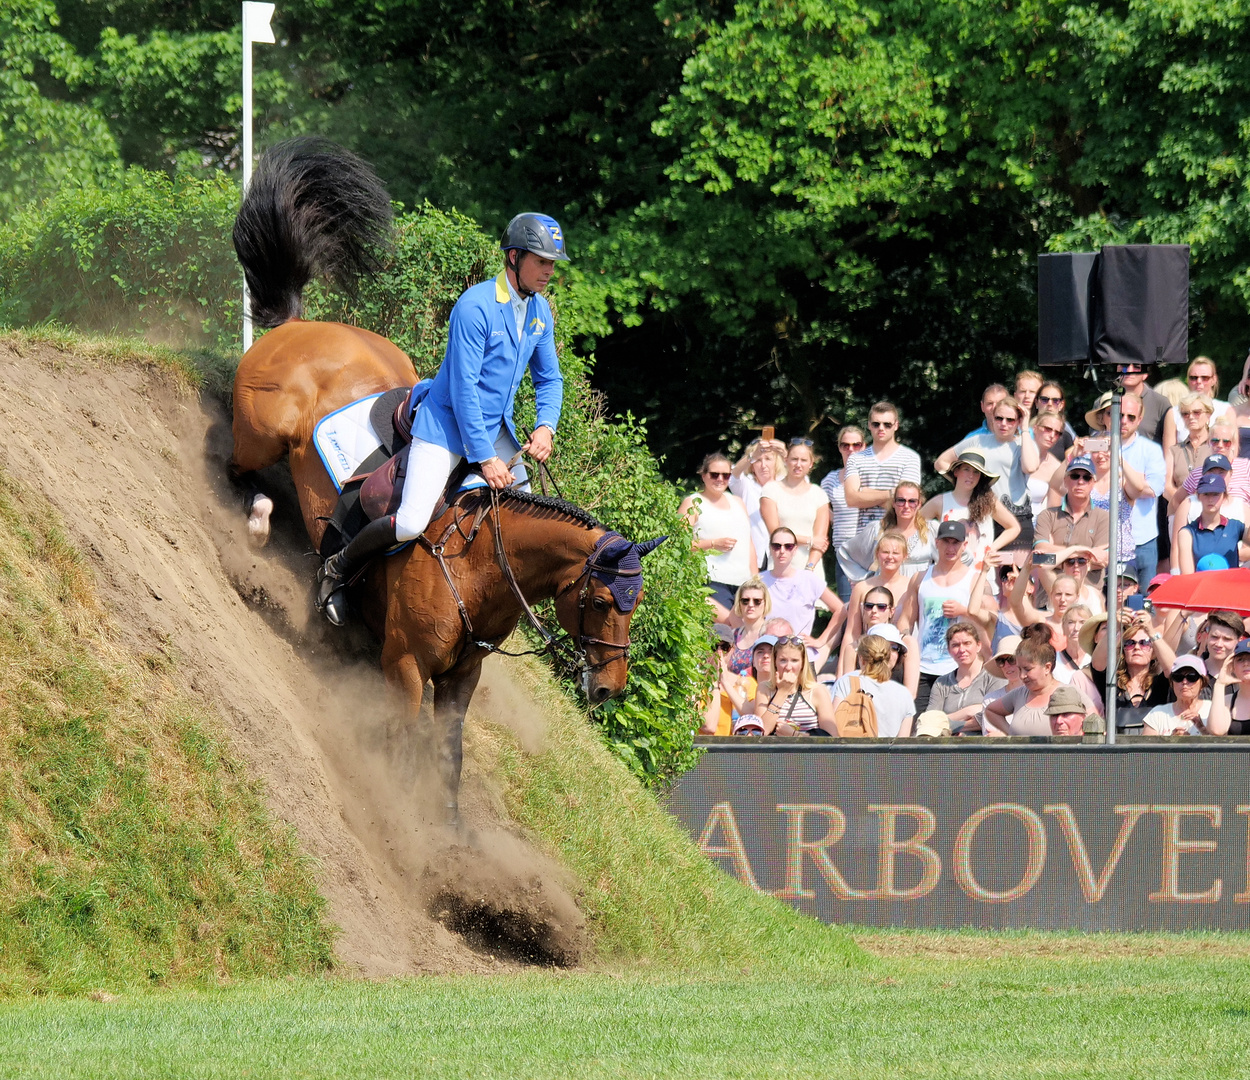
top-left (312, 393), bottom-right (488, 495)
top-left (313, 394), bottom-right (386, 493)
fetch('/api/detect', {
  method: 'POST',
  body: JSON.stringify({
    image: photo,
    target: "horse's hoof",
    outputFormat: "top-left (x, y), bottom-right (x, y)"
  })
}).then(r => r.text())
top-left (246, 494), bottom-right (274, 548)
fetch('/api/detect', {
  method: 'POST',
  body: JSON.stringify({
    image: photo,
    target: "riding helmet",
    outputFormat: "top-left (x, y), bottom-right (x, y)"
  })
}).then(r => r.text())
top-left (500, 213), bottom-right (570, 262)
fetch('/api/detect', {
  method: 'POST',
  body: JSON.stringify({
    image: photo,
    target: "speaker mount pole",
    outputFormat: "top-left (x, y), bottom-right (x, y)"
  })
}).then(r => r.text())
top-left (1104, 381), bottom-right (1124, 745)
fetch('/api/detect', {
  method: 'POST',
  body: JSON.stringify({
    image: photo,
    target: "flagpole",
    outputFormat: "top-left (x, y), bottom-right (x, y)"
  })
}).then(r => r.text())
top-left (241, 2), bottom-right (275, 355)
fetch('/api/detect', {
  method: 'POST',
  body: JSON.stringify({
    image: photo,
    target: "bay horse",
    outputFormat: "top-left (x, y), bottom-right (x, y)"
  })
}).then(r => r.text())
top-left (228, 138), bottom-right (664, 822)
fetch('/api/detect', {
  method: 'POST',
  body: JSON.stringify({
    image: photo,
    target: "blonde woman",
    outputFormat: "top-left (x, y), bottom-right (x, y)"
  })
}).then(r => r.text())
top-left (840, 481), bottom-right (935, 583)
top-left (751, 635), bottom-right (835, 736)
top-left (679, 452), bottom-right (757, 620)
top-left (722, 577), bottom-right (771, 674)
top-left (1162, 357), bottom-right (1229, 456)
top-left (837, 581), bottom-right (920, 697)
top-left (1165, 392), bottom-right (1214, 503)
top-left (731, 437), bottom-right (786, 570)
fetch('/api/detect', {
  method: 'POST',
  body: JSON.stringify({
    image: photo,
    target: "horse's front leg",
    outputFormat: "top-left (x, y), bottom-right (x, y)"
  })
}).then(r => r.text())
top-left (430, 658), bottom-right (484, 828)
top-left (228, 465), bottom-right (275, 548)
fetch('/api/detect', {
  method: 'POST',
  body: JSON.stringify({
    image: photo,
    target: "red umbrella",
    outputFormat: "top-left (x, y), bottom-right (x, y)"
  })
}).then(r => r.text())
top-left (1148, 568), bottom-right (1250, 615)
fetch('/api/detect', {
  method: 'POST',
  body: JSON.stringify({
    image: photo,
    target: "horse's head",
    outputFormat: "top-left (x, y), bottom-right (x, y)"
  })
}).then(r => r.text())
top-left (555, 532), bottom-right (667, 706)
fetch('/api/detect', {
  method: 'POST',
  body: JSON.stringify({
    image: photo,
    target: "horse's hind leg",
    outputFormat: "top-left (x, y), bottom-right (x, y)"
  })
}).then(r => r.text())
top-left (229, 398), bottom-right (287, 549)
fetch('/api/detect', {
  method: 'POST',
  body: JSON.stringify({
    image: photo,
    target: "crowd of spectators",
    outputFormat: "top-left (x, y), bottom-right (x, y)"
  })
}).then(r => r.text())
top-left (688, 358), bottom-right (1250, 739)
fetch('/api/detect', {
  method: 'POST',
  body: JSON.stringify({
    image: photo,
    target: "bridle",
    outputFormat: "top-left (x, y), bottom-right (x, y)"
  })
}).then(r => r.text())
top-left (418, 486), bottom-right (635, 701)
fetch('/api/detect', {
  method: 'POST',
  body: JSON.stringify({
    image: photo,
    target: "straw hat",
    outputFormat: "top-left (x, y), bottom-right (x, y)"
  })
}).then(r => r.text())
top-left (1084, 391), bottom-right (1114, 431)
top-left (987, 635), bottom-right (1022, 680)
top-left (1077, 614), bottom-right (1108, 657)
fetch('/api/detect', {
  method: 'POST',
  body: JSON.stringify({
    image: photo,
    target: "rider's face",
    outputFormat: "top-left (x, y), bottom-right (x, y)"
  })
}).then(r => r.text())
top-left (513, 252), bottom-right (556, 294)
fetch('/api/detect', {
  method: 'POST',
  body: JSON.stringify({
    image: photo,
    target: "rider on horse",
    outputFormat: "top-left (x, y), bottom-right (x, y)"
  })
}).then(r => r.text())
top-left (316, 212), bottom-right (569, 624)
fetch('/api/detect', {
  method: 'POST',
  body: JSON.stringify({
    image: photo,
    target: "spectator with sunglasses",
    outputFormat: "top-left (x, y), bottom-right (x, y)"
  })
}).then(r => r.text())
top-left (680, 452), bottom-right (758, 621)
top-left (1028, 413), bottom-right (1067, 513)
top-left (761, 437), bottom-right (832, 586)
top-left (821, 425), bottom-right (867, 602)
top-left (761, 527), bottom-right (845, 666)
top-left (1088, 613), bottom-right (1175, 714)
top-left (843, 401), bottom-right (923, 530)
top-left (1162, 357), bottom-right (1230, 457)
top-left (839, 481), bottom-right (935, 586)
top-left (1118, 365), bottom-right (1173, 444)
top-left (1034, 546), bottom-right (1106, 615)
top-left (1142, 656), bottom-right (1211, 736)
top-left (1176, 423), bottom-right (1250, 504)
top-left (722, 577), bottom-right (772, 674)
top-left (750, 635), bottom-right (836, 736)
top-left (837, 582), bottom-right (920, 696)
top-left (1034, 456), bottom-right (1110, 570)
top-left (1165, 393), bottom-right (1214, 504)
top-left (1036, 380), bottom-right (1077, 459)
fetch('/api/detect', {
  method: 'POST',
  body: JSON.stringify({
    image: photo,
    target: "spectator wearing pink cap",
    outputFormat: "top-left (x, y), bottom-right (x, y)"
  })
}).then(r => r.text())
top-left (1143, 656), bottom-right (1211, 735)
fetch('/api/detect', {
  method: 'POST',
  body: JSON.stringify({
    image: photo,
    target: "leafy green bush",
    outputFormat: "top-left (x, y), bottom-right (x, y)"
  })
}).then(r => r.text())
top-left (0, 169), bottom-right (713, 783)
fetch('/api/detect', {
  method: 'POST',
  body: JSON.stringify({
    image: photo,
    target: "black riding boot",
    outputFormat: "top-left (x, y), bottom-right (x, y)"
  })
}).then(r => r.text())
top-left (316, 514), bottom-right (399, 626)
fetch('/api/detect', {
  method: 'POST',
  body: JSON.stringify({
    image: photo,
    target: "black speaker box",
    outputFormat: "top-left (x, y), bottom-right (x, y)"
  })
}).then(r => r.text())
top-left (1089, 244), bottom-right (1189, 366)
top-left (1038, 252), bottom-right (1096, 365)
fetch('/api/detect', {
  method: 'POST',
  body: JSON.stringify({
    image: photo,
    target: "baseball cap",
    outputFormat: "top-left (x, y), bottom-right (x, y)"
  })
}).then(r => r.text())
top-left (1170, 655), bottom-right (1207, 679)
top-left (936, 520), bottom-right (967, 542)
top-left (1203, 453), bottom-right (1232, 473)
top-left (1147, 573), bottom-right (1170, 593)
top-left (914, 710), bottom-right (952, 737)
top-left (1234, 639), bottom-right (1250, 659)
top-left (866, 624), bottom-right (908, 653)
top-left (1066, 454), bottom-right (1096, 476)
top-left (712, 624), bottom-right (735, 646)
top-left (1045, 685), bottom-right (1086, 715)
top-left (1197, 473), bottom-right (1227, 495)
top-left (1117, 564), bottom-right (1139, 583)
top-left (751, 634), bottom-right (779, 652)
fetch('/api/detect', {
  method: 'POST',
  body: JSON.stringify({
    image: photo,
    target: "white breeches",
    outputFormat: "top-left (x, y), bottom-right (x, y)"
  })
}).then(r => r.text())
top-left (393, 426), bottom-right (528, 542)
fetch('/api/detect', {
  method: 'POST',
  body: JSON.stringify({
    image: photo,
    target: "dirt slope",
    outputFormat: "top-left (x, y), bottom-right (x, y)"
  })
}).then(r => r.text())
top-left (0, 337), bottom-right (584, 975)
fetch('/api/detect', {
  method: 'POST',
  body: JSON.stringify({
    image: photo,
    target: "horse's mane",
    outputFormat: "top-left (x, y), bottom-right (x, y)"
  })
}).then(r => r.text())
top-left (495, 487), bottom-right (606, 531)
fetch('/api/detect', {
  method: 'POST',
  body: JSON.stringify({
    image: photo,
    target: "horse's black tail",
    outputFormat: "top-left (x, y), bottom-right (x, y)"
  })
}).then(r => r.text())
top-left (233, 137), bottom-right (394, 330)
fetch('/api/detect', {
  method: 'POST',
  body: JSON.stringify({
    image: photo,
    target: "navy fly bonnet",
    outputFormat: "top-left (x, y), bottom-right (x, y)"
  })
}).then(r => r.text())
top-left (585, 532), bottom-right (667, 611)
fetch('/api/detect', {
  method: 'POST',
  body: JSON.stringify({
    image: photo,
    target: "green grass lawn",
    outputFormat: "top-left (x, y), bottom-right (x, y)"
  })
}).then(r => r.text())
top-left (5, 932), bottom-right (1250, 1079)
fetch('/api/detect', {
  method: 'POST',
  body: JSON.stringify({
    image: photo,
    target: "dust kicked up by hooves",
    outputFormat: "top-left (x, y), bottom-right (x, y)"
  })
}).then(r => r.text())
top-left (0, 340), bottom-right (585, 974)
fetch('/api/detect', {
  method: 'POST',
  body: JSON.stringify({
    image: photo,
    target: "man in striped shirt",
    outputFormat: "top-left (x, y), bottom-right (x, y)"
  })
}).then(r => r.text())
top-left (843, 401), bottom-right (923, 529)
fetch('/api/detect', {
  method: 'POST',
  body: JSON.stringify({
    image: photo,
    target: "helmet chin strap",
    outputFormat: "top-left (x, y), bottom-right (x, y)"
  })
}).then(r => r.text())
top-left (508, 250), bottom-right (535, 299)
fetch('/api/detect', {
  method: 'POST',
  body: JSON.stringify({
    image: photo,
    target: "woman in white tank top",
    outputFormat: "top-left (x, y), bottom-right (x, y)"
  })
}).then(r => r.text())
top-left (679, 452), bottom-right (757, 620)
top-left (920, 451), bottom-right (1020, 580)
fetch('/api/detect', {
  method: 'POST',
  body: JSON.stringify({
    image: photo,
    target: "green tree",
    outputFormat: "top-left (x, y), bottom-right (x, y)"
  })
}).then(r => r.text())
top-left (0, 0), bottom-right (119, 212)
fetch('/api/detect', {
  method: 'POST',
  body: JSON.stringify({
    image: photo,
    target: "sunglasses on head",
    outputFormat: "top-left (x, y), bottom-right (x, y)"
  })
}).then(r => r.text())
top-left (770, 541), bottom-right (796, 551)
top-left (775, 635), bottom-right (806, 649)
top-left (788, 437), bottom-right (814, 448)
top-left (1172, 670), bottom-right (1203, 684)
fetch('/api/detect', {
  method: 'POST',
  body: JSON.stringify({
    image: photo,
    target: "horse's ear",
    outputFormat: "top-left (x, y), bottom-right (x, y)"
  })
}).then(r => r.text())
top-left (635, 536), bottom-right (667, 558)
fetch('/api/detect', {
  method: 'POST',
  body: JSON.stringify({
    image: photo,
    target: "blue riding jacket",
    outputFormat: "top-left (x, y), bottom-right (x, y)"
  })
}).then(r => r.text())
top-left (410, 272), bottom-right (562, 463)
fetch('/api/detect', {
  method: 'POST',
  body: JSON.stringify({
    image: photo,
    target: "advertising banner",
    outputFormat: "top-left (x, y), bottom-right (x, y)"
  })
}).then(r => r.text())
top-left (666, 741), bottom-right (1250, 930)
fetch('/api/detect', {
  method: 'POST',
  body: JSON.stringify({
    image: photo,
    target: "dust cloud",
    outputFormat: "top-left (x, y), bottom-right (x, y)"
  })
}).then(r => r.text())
top-left (0, 339), bottom-right (587, 973)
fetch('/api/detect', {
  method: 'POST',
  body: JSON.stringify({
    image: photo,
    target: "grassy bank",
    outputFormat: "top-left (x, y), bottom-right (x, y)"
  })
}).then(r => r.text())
top-left (2, 937), bottom-right (1249, 1078)
top-left (0, 466), bottom-right (333, 994)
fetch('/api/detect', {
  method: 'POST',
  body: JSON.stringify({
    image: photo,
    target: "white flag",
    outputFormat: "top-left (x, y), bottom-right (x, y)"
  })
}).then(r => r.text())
top-left (242, 2), bottom-right (275, 45)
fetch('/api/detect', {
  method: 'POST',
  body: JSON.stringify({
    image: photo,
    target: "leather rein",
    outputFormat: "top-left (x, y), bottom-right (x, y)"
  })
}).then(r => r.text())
top-left (416, 476), bottom-right (633, 687)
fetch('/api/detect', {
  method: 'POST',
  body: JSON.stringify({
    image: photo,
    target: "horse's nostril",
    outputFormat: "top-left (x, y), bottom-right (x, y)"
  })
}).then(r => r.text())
top-left (592, 685), bottom-right (611, 704)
